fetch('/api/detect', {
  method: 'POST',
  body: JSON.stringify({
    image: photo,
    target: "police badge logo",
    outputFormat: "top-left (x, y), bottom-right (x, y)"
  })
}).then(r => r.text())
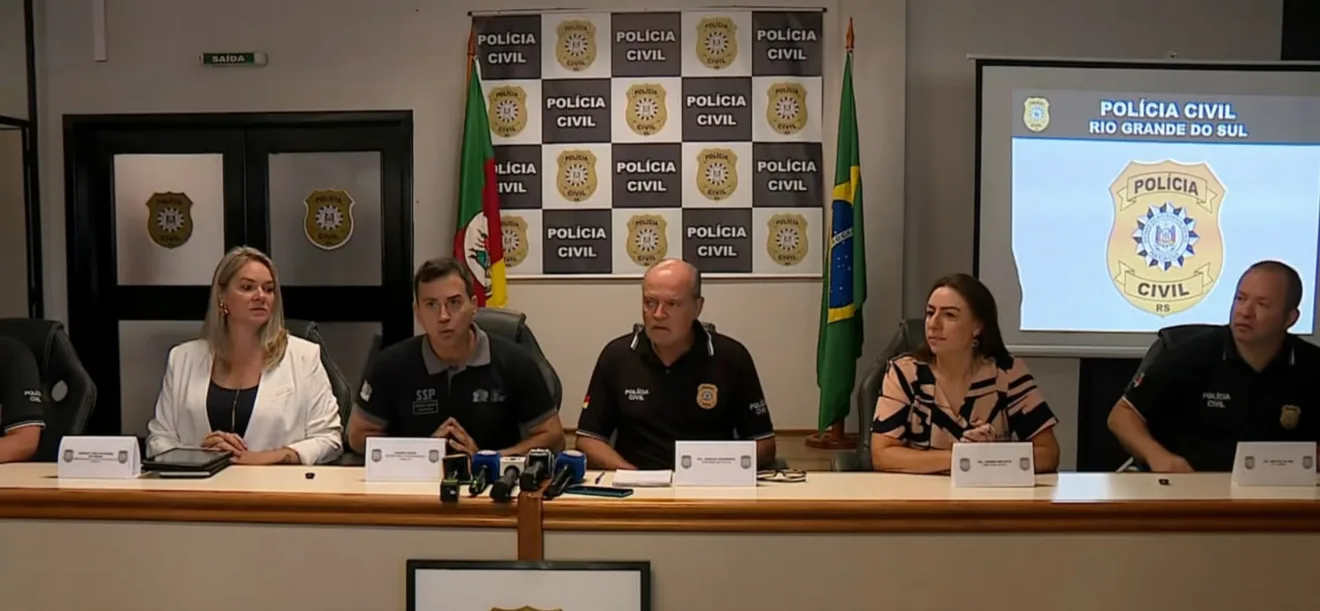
top-left (1022, 96), bottom-right (1050, 132)
top-left (62, 449), bottom-right (74, 463)
top-left (501, 214), bottom-right (530, 268)
top-left (680, 455), bottom-right (693, 470)
top-left (695, 16), bottom-right (738, 69)
top-left (695, 383), bottom-right (719, 409)
top-left (1280, 405), bottom-right (1301, 430)
top-left (766, 82), bottom-right (808, 136)
top-left (1019, 457), bottom-right (1031, 471)
top-left (766, 213), bottom-right (808, 267)
top-left (303, 189), bottom-right (355, 250)
top-left (556, 149), bottom-right (598, 202)
top-left (555, 19), bottom-right (597, 72)
top-left (428, 450), bottom-right (441, 463)
top-left (696, 147), bottom-right (738, 200)
top-left (625, 83), bottom-right (668, 136)
top-left (740, 455), bottom-right (752, 469)
top-left (370, 449), bottom-right (383, 463)
top-left (959, 458), bottom-right (971, 472)
top-left (118, 450), bottom-right (129, 464)
top-left (1244, 456), bottom-right (1255, 470)
top-left (487, 85), bottom-right (528, 138)
top-left (626, 214), bottom-right (668, 266)
top-left (1305, 456), bottom-right (1314, 471)
top-left (145, 192), bottom-right (194, 249)
top-left (1107, 160), bottom-right (1226, 317)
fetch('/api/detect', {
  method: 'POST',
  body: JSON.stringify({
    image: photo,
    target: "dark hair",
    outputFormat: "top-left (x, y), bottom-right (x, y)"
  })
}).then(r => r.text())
top-left (413, 257), bottom-right (475, 300)
top-left (1244, 260), bottom-right (1303, 311)
top-left (913, 273), bottom-right (1011, 365)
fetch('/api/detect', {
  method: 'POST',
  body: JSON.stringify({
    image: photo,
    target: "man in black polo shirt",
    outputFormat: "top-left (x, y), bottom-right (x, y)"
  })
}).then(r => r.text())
top-left (1108, 260), bottom-right (1320, 472)
top-left (0, 335), bottom-right (45, 463)
top-left (576, 259), bottom-right (776, 470)
top-left (346, 257), bottom-right (564, 456)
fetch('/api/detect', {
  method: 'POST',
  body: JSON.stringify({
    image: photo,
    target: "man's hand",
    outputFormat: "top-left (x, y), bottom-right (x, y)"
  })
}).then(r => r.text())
top-left (1146, 451), bottom-right (1194, 473)
top-left (433, 418), bottom-right (478, 455)
top-left (960, 421), bottom-right (998, 443)
top-left (202, 431), bottom-right (247, 456)
top-left (233, 449), bottom-right (298, 465)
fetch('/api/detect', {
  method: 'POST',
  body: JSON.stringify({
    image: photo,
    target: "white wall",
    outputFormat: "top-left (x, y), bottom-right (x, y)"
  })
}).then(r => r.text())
top-left (902, 0), bottom-right (1283, 468)
top-left (35, 0), bottom-right (907, 431)
top-left (0, 0), bottom-right (26, 119)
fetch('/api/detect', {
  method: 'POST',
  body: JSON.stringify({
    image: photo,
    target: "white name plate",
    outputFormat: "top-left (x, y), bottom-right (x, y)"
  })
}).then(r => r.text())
top-left (57, 436), bottom-right (141, 479)
top-left (673, 440), bottom-right (757, 487)
top-left (1231, 442), bottom-right (1318, 487)
top-left (365, 437), bottom-right (447, 482)
top-left (951, 442), bottom-right (1036, 488)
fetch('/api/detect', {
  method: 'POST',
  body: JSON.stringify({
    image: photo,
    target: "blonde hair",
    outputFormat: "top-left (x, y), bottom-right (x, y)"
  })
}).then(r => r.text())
top-left (201, 246), bottom-right (288, 370)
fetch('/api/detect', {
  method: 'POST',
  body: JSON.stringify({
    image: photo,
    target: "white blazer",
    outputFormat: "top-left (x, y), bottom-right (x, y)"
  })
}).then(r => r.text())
top-left (145, 336), bottom-right (344, 465)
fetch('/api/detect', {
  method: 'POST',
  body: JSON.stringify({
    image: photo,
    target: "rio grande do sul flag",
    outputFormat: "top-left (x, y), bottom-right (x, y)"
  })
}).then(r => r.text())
top-left (454, 30), bottom-right (507, 307)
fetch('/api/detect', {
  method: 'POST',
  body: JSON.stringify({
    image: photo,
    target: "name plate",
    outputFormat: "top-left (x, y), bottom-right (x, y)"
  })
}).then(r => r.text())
top-left (951, 442), bottom-right (1036, 488)
top-left (1231, 442), bottom-right (1318, 487)
top-left (57, 436), bottom-right (141, 479)
top-left (365, 437), bottom-right (447, 482)
top-left (673, 440), bottom-right (757, 487)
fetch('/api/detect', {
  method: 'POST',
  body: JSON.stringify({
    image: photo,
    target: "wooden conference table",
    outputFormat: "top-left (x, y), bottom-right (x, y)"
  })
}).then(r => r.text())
top-left (0, 464), bottom-right (1317, 611)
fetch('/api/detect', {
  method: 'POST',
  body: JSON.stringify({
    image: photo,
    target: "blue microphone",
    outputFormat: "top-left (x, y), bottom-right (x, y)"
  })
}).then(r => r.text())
top-left (544, 450), bottom-right (588, 499)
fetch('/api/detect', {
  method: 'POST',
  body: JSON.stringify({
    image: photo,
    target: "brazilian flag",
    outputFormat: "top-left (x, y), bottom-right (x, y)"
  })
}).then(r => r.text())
top-left (815, 28), bottom-right (866, 431)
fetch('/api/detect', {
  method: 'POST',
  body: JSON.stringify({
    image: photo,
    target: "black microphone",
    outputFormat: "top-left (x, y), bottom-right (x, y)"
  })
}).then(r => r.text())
top-left (469, 450), bottom-right (500, 497)
top-left (490, 455), bottom-right (526, 503)
top-left (543, 464), bottom-right (576, 500)
top-left (520, 448), bottom-right (555, 491)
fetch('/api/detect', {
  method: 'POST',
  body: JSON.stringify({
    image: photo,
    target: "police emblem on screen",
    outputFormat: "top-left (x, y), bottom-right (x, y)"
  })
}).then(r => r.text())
top-left (626, 214), bottom-right (668, 266)
top-left (1281, 404), bottom-right (1301, 430)
top-left (766, 82), bottom-right (808, 136)
top-left (488, 85), bottom-right (529, 138)
top-left (695, 16), bottom-right (738, 69)
top-left (766, 213), bottom-right (808, 266)
top-left (1022, 96), bottom-right (1050, 132)
top-left (555, 19), bottom-right (597, 71)
top-left (145, 192), bottom-right (194, 249)
top-left (501, 214), bottom-right (530, 268)
top-left (626, 83), bottom-right (668, 136)
top-left (696, 147), bottom-right (739, 200)
top-left (303, 189), bottom-right (355, 250)
top-left (556, 149), bottom-right (599, 202)
top-left (1106, 160), bottom-right (1225, 316)
top-left (695, 383), bottom-right (719, 409)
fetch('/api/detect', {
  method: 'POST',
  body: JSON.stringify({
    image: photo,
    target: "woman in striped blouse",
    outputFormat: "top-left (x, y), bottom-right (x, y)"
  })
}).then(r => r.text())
top-left (871, 274), bottom-right (1061, 473)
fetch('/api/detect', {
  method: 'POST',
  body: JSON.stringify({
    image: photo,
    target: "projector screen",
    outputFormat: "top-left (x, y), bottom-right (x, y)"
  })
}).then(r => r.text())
top-left (976, 59), bottom-right (1320, 357)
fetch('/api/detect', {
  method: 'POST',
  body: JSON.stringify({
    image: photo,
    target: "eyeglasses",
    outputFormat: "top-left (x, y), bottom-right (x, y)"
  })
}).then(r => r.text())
top-left (756, 468), bottom-right (807, 483)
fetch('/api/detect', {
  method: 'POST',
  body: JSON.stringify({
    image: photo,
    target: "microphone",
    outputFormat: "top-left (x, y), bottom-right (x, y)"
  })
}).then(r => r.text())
top-left (440, 454), bottom-right (472, 503)
top-left (490, 455), bottom-right (526, 503)
top-left (520, 448), bottom-right (555, 491)
top-left (544, 450), bottom-right (587, 500)
top-left (469, 450), bottom-right (501, 497)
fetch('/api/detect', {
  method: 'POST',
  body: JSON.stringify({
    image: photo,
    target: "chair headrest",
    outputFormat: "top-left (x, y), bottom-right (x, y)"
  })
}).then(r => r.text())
top-left (285, 319), bottom-right (320, 342)
top-left (0, 318), bottom-right (65, 370)
top-left (475, 308), bottom-right (529, 343)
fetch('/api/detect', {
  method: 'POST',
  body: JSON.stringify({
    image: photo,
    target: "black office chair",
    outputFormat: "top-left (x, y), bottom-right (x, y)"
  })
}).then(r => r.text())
top-left (831, 317), bottom-right (925, 472)
top-left (477, 307), bottom-right (562, 411)
top-left (1115, 323), bottom-right (1220, 471)
top-left (0, 319), bottom-right (96, 462)
top-left (286, 320), bottom-right (355, 449)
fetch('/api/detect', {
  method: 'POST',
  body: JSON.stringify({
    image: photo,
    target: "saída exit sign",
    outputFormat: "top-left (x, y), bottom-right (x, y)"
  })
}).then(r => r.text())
top-left (199, 52), bottom-right (268, 67)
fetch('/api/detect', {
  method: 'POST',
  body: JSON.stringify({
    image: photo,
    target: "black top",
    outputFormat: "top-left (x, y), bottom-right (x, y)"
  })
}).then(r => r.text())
top-left (576, 323), bottom-right (775, 470)
top-left (354, 326), bottom-right (556, 452)
top-left (1123, 325), bottom-right (1320, 471)
top-left (206, 381), bottom-right (259, 436)
top-left (0, 336), bottom-right (45, 437)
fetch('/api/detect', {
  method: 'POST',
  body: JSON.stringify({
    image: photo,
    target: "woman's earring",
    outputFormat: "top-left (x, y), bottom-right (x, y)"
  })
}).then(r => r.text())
top-left (972, 338), bottom-right (980, 348)
top-left (219, 302), bottom-right (228, 315)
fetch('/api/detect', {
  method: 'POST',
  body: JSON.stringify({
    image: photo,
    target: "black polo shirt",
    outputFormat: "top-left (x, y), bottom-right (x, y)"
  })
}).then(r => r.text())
top-left (576, 323), bottom-right (775, 470)
top-left (0, 336), bottom-right (45, 438)
top-left (354, 326), bottom-right (555, 452)
top-left (1123, 325), bottom-right (1320, 471)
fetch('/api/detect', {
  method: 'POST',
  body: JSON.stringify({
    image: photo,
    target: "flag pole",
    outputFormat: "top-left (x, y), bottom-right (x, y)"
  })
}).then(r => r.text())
top-left (806, 17), bottom-right (860, 452)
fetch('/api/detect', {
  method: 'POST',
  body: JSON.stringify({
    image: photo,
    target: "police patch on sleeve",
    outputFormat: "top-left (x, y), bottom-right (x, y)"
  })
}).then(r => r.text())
top-left (359, 381), bottom-right (372, 402)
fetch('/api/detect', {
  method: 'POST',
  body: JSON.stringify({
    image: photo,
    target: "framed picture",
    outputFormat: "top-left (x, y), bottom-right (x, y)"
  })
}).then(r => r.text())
top-left (406, 560), bottom-right (651, 611)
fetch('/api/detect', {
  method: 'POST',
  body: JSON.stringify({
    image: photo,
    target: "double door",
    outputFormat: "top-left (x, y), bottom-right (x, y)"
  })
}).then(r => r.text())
top-left (64, 112), bottom-right (414, 436)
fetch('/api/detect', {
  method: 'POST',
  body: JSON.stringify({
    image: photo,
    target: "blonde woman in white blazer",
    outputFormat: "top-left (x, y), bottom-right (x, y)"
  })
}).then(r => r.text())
top-left (146, 246), bottom-right (343, 465)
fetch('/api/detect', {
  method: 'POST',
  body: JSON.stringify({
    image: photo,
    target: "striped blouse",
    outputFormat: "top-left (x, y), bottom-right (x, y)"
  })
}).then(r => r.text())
top-left (872, 354), bottom-right (1058, 450)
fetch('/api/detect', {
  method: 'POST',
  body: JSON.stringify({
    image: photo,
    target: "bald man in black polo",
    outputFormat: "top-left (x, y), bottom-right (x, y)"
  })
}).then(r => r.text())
top-left (576, 259), bottom-right (776, 470)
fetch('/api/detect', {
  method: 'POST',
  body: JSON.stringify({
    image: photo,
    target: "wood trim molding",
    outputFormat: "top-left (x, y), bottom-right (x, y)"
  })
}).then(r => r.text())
top-left (540, 499), bottom-right (1320, 533)
top-left (517, 490), bottom-right (545, 560)
top-left (0, 488), bottom-right (518, 528)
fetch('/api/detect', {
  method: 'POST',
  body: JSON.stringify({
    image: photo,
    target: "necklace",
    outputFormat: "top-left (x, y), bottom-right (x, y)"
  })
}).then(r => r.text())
top-left (230, 387), bottom-right (241, 433)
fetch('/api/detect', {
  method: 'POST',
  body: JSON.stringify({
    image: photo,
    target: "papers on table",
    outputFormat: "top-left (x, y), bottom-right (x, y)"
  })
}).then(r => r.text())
top-left (612, 470), bottom-right (673, 488)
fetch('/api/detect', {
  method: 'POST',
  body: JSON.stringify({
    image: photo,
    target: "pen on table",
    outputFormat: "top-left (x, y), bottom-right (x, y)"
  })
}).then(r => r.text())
top-left (594, 472), bottom-right (605, 484)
